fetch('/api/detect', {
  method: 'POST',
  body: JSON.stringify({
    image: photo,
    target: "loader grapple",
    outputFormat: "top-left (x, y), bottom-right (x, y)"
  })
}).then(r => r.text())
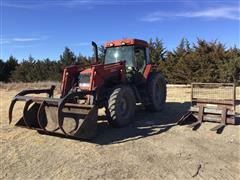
top-left (178, 83), bottom-right (237, 133)
top-left (9, 86), bottom-right (98, 139)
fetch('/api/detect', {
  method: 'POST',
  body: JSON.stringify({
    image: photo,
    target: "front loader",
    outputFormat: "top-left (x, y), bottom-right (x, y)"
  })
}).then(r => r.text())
top-left (9, 39), bottom-right (167, 139)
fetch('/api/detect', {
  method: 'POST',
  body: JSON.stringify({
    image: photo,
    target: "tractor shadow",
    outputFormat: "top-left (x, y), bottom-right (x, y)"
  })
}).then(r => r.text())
top-left (91, 102), bottom-right (190, 145)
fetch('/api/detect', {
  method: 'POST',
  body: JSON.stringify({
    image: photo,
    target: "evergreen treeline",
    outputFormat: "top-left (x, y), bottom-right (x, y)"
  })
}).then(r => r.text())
top-left (0, 38), bottom-right (239, 84)
top-left (0, 47), bottom-right (90, 82)
top-left (153, 38), bottom-right (240, 84)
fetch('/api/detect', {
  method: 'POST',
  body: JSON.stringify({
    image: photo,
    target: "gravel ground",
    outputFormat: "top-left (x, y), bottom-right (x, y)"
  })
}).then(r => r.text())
top-left (0, 86), bottom-right (239, 179)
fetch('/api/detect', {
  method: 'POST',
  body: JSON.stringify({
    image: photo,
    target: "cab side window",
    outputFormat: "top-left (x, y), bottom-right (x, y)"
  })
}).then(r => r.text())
top-left (134, 47), bottom-right (146, 72)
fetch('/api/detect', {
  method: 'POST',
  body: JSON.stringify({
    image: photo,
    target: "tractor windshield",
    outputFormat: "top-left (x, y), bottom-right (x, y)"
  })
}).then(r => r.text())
top-left (104, 46), bottom-right (134, 67)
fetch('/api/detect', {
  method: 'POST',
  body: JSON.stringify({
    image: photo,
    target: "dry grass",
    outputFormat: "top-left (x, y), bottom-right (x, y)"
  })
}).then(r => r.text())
top-left (0, 81), bottom-right (61, 91)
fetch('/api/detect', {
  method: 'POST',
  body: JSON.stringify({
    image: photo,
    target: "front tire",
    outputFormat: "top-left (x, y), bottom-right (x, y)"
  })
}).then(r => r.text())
top-left (145, 72), bottom-right (166, 112)
top-left (106, 85), bottom-right (136, 127)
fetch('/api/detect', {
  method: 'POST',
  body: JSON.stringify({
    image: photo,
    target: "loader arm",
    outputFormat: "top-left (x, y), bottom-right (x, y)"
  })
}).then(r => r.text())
top-left (60, 65), bottom-right (84, 97)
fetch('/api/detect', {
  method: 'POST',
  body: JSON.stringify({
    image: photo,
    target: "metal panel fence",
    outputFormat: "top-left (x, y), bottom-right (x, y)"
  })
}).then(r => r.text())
top-left (192, 83), bottom-right (235, 101)
top-left (166, 84), bottom-right (240, 115)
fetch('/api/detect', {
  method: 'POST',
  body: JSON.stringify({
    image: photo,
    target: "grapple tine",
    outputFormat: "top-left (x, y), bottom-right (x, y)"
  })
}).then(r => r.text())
top-left (58, 91), bottom-right (84, 135)
top-left (57, 104), bottom-right (98, 139)
top-left (58, 102), bottom-right (67, 135)
top-left (23, 99), bottom-right (34, 129)
top-left (37, 99), bottom-right (61, 133)
top-left (57, 91), bottom-right (98, 139)
top-left (58, 107), bottom-right (67, 136)
top-left (37, 100), bottom-right (48, 132)
top-left (9, 98), bottom-right (17, 124)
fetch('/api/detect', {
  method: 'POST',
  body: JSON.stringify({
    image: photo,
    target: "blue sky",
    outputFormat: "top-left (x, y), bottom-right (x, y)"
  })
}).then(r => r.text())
top-left (1, 0), bottom-right (240, 61)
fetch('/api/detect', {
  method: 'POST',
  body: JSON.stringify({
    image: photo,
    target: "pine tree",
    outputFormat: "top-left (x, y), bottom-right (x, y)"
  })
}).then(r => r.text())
top-left (174, 38), bottom-right (190, 58)
top-left (98, 45), bottom-right (105, 63)
top-left (76, 54), bottom-right (89, 66)
top-left (0, 59), bottom-right (5, 81)
top-left (165, 38), bottom-right (191, 84)
top-left (149, 38), bottom-right (166, 64)
top-left (5, 56), bottom-right (18, 82)
top-left (0, 56), bottom-right (18, 82)
top-left (60, 47), bottom-right (77, 68)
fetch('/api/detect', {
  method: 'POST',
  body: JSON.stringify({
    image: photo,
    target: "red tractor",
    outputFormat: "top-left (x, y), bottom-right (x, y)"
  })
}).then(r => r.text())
top-left (9, 39), bottom-right (166, 139)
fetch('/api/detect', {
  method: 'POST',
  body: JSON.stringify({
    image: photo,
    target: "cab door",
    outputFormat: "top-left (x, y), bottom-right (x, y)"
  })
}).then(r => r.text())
top-left (133, 46), bottom-right (147, 72)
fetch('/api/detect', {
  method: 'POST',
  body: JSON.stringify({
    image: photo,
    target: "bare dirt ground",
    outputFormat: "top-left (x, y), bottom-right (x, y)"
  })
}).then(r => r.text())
top-left (0, 84), bottom-right (239, 180)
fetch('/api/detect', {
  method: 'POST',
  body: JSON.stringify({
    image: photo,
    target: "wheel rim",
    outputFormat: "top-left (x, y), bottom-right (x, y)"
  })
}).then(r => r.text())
top-left (119, 96), bottom-right (129, 117)
top-left (155, 81), bottom-right (164, 105)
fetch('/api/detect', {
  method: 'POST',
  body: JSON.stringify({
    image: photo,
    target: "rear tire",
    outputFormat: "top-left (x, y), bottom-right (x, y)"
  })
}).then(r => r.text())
top-left (145, 72), bottom-right (166, 112)
top-left (106, 85), bottom-right (136, 127)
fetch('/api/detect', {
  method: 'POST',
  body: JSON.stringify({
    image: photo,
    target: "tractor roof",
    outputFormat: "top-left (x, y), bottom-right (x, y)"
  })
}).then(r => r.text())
top-left (104, 39), bottom-right (148, 48)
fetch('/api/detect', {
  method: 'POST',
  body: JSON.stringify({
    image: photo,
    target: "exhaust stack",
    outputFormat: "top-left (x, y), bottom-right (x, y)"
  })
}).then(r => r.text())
top-left (92, 41), bottom-right (99, 63)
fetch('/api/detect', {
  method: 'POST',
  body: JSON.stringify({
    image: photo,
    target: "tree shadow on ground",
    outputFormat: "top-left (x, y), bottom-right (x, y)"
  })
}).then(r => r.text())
top-left (91, 102), bottom-right (190, 145)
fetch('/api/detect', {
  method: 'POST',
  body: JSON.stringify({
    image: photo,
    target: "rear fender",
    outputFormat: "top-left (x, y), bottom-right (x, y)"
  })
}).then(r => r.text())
top-left (143, 64), bottom-right (152, 80)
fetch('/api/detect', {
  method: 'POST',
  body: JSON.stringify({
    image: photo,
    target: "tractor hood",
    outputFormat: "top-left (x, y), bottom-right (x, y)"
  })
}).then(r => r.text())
top-left (80, 67), bottom-right (92, 75)
top-left (79, 68), bottom-right (93, 90)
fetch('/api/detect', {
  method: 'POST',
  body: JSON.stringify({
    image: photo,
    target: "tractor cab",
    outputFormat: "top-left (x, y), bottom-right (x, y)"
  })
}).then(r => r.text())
top-left (104, 39), bottom-right (150, 73)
